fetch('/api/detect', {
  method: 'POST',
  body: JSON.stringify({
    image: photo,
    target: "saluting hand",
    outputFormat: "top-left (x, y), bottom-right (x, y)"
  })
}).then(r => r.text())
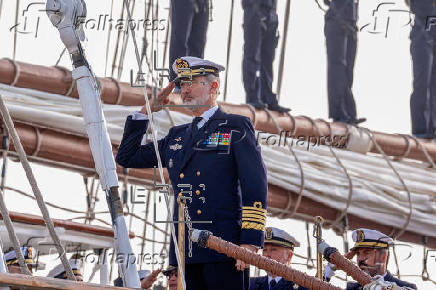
top-left (140, 268), bottom-right (161, 289)
top-left (140, 82), bottom-right (175, 114)
top-left (235, 244), bottom-right (258, 271)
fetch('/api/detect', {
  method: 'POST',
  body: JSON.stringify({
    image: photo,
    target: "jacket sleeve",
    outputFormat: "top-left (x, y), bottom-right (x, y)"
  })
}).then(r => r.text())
top-left (232, 117), bottom-right (268, 247)
top-left (116, 115), bottom-right (170, 168)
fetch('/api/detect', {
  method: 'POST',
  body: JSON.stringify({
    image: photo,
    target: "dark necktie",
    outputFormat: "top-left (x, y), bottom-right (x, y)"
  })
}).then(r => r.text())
top-left (269, 279), bottom-right (277, 289)
top-left (191, 116), bottom-right (203, 137)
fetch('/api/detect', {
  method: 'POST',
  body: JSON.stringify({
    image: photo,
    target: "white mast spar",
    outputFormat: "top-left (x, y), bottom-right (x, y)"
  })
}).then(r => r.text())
top-left (45, 0), bottom-right (140, 287)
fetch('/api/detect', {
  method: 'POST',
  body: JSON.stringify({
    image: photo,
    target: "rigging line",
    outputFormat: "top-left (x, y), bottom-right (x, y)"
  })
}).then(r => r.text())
top-left (104, 0), bottom-right (116, 77)
top-left (276, 0), bottom-right (292, 102)
top-left (111, 0), bottom-right (127, 78)
top-left (117, 0), bottom-right (137, 80)
top-left (362, 128), bottom-right (413, 241)
top-left (139, 189), bottom-right (151, 270)
top-left (93, 210), bottom-right (167, 235)
top-left (55, 48), bottom-right (66, 66)
top-left (0, 95), bottom-right (76, 281)
top-left (0, 0), bottom-right (3, 22)
top-left (4, 185), bottom-right (87, 215)
top-left (302, 116), bottom-right (354, 228)
top-left (0, 188), bottom-right (32, 275)
top-left (122, 0), bottom-right (186, 287)
top-left (139, 0), bottom-right (153, 68)
top-left (223, 0), bottom-right (235, 102)
top-left (12, 0), bottom-right (20, 60)
top-left (1, 124), bottom-right (9, 192)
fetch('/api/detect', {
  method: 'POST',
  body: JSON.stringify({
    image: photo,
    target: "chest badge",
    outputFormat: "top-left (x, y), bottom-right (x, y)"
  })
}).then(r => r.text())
top-left (204, 132), bottom-right (230, 147)
top-left (174, 137), bottom-right (182, 142)
top-left (170, 144), bottom-right (182, 151)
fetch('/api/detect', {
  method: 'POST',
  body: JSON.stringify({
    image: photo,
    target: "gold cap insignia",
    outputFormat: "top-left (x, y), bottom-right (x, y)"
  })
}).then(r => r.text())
top-left (266, 227), bottom-right (273, 240)
top-left (357, 230), bottom-right (365, 242)
top-left (176, 58), bottom-right (189, 69)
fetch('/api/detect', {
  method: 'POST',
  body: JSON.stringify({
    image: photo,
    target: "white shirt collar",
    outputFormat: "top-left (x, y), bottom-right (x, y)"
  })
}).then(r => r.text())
top-left (195, 105), bottom-right (218, 129)
top-left (267, 275), bottom-right (282, 284)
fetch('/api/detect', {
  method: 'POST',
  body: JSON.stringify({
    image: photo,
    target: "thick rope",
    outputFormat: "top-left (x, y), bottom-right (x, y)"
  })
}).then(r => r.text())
top-left (362, 129), bottom-right (413, 240)
top-left (0, 188), bottom-right (31, 275)
top-left (245, 104), bottom-right (257, 127)
top-left (122, 1), bottom-right (186, 287)
top-left (0, 96), bottom-right (76, 280)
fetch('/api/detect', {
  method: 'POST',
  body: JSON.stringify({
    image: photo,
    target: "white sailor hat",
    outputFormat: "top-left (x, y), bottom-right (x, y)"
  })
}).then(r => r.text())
top-left (47, 258), bottom-right (83, 279)
top-left (172, 56), bottom-right (225, 81)
top-left (4, 246), bottom-right (37, 267)
top-left (264, 227), bottom-right (300, 250)
top-left (351, 228), bottom-right (394, 250)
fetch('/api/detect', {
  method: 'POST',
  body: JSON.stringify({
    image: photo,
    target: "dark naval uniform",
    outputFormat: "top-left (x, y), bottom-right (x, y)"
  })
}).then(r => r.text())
top-left (116, 57), bottom-right (268, 289)
top-left (250, 276), bottom-right (307, 290)
top-left (409, 0), bottom-right (436, 138)
top-left (324, 0), bottom-right (360, 124)
top-left (242, 0), bottom-right (287, 111)
top-left (169, 0), bottom-right (209, 81)
top-left (346, 271), bottom-right (417, 289)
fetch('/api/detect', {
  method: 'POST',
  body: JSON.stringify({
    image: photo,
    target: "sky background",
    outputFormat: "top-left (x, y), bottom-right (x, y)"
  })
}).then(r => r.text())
top-left (0, 0), bottom-right (434, 288)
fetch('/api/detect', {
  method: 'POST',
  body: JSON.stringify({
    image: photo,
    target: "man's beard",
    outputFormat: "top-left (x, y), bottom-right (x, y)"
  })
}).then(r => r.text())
top-left (183, 93), bottom-right (210, 111)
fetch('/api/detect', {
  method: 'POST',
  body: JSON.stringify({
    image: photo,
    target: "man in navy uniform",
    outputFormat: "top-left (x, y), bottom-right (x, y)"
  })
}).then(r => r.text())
top-left (4, 246), bottom-right (42, 274)
top-left (242, 0), bottom-right (290, 113)
top-left (324, 0), bottom-right (365, 125)
top-left (47, 258), bottom-right (84, 281)
top-left (407, 0), bottom-right (436, 139)
top-left (116, 56), bottom-right (268, 290)
top-left (169, 0), bottom-right (209, 85)
top-left (325, 228), bottom-right (417, 289)
top-left (250, 227), bottom-right (308, 290)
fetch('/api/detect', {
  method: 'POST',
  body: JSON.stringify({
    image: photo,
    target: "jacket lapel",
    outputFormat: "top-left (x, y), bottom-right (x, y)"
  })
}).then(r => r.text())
top-left (180, 108), bottom-right (226, 170)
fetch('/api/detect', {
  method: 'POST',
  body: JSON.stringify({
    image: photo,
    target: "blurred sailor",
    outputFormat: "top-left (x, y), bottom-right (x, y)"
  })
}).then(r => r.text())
top-left (325, 228), bottom-right (417, 289)
top-left (242, 0), bottom-right (290, 113)
top-left (163, 265), bottom-right (178, 290)
top-left (114, 269), bottom-right (161, 289)
top-left (407, 0), bottom-right (436, 138)
top-left (169, 0), bottom-right (210, 86)
top-left (47, 258), bottom-right (83, 281)
top-left (250, 227), bottom-right (308, 290)
top-left (117, 56), bottom-right (268, 290)
top-left (323, 0), bottom-right (365, 125)
top-left (4, 246), bottom-right (41, 274)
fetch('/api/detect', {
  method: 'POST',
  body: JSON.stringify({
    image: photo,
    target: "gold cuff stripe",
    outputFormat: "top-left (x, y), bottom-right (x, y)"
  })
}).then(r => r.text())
top-left (242, 206), bottom-right (266, 213)
top-left (6, 259), bottom-right (34, 265)
top-left (242, 214), bottom-right (266, 221)
top-left (241, 221), bottom-right (265, 231)
top-left (241, 217), bottom-right (266, 224)
top-left (242, 210), bottom-right (267, 217)
top-left (354, 241), bottom-right (389, 248)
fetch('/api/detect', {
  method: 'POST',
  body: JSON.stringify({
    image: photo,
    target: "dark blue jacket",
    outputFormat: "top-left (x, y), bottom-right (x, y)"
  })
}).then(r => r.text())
top-left (410, 0), bottom-right (436, 19)
top-left (116, 108), bottom-right (268, 264)
top-left (325, 0), bottom-right (359, 22)
top-left (249, 276), bottom-right (309, 290)
top-left (346, 271), bottom-right (417, 289)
